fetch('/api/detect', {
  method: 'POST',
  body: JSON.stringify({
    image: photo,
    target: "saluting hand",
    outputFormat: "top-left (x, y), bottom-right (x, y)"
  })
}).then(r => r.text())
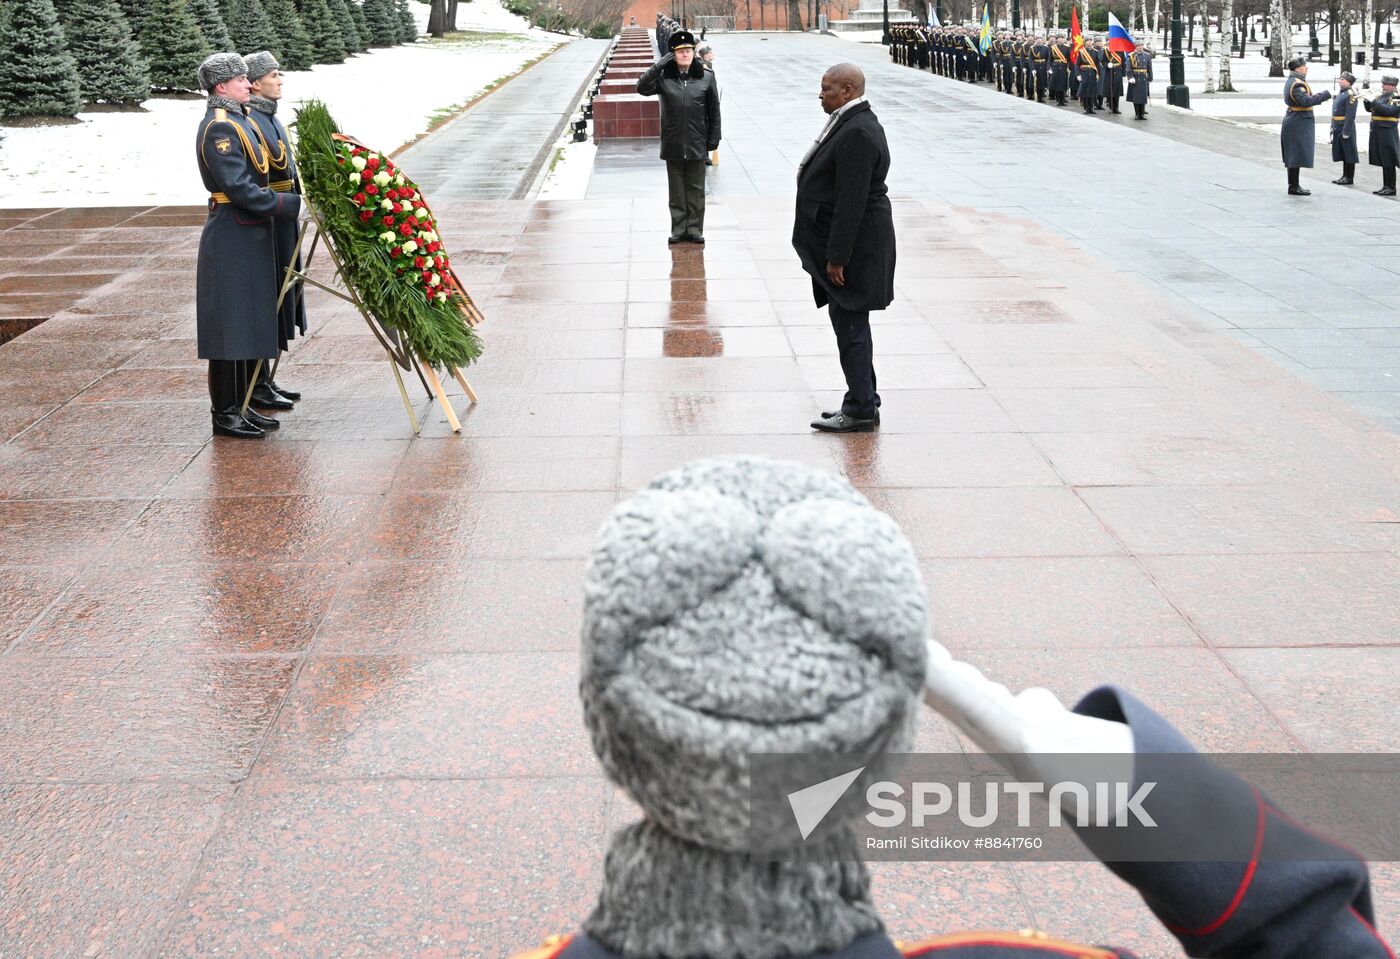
top-left (826, 262), bottom-right (845, 287)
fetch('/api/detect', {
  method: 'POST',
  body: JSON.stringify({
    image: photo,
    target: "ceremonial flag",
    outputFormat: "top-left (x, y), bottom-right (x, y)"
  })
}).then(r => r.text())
top-left (1070, 6), bottom-right (1084, 59)
top-left (928, 3), bottom-right (940, 26)
top-left (978, 3), bottom-right (992, 53)
top-left (1107, 12), bottom-right (1136, 51)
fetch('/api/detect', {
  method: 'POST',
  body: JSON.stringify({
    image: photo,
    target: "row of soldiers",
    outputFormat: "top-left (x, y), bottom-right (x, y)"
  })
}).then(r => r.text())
top-left (890, 26), bottom-right (1155, 119)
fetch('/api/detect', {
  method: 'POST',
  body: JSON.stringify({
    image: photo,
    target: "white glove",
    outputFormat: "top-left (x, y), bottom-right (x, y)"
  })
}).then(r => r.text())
top-left (296, 199), bottom-right (312, 224)
top-left (922, 639), bottom-right (1135, 822)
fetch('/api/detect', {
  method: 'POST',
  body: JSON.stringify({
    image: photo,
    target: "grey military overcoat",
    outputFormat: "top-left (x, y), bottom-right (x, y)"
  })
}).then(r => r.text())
top-left (1281, 72), bottom-right (1331, 168)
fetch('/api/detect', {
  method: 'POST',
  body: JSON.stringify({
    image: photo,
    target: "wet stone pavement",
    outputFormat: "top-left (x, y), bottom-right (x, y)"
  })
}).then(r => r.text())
top-left (3, 40), bottom-right (1400, 959)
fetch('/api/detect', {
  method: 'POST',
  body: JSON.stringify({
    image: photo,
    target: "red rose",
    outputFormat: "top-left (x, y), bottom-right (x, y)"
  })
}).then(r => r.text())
top-left (353, 191), bottom-right (366, 204)
top-left (385, 189), bottom-right (397, 200)
top-left (382, 215), bottom-right (394, 227)
top-left (367, 156), bottom-right (380, 169)
top-left (359, 210), bottom-right (373, 222)
top-left (361, 170), bottom-right (373, 182)
top-left (399, 223), bottom-right (414, 237)
top-left (414, 256), bottom-right (426, 268)
top-left (365, 184), bottom-right (378, 195)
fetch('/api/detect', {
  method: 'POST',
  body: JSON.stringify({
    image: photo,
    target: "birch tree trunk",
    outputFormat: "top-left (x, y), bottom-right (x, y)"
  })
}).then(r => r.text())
top-left (1220, 0), bottom-right (1235, 87)
top-left (1152, 0), bottom-right (1161, 37)
top-left (1342, 0), bottom-right (1353, 67)
top-left (1269, 0), bottom-right (1289, 75)
top-left (1203, 0), bottom-right (1218, 91)
top-left (1364, 0), bottom-right (1374, 86)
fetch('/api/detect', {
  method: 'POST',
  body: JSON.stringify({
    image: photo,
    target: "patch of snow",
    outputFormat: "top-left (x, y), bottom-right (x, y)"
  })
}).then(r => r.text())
top-left (0, 0), bottom-right (565, 208)
top-left (536, 132), bottom-right (596, 198)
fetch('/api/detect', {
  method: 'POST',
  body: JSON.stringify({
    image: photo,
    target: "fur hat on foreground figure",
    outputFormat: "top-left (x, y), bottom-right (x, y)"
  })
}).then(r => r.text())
top-left (513, 457), bottom-right (1393, 959)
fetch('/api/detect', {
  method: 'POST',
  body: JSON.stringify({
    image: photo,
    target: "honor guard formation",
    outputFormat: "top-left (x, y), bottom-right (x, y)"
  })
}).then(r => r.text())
top-left (889, 25), bottom-right (1155, 120)
top-left (1280, 54), bottom-right (1400, 196)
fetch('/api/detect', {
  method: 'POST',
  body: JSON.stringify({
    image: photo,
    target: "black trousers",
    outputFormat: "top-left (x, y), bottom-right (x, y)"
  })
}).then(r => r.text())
top-left (665, 159), bottom-right (706, 238)
top-left (1134, 101), bottom-right (1146, 118)
top-left (1343, 161), bottom-right (1356, 179)
top-left (1288, 167), bottom-right (1301, 189)
top-left (208, 359), bottom-right (255, 413)
top-left (829, 300), bottom-right (879, 419)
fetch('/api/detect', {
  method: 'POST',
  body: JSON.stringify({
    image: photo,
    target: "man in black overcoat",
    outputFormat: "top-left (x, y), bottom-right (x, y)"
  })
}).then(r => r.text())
top-left (793, 64), bottom-right (895, 434)
top-left (245, 50), bottom-right (305, 409)
top-left (194, 52), bottom-right (304, 439)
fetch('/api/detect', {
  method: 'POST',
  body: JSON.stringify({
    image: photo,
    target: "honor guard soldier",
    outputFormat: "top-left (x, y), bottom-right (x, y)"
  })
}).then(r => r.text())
top-left (1332, 71), bottom-right (1360, 185)
top-left (1103, 42), bottom-right (1125, 113)
top-left (1049, 34), bottom-right (1070, 104)
top-left (195, 52), bottom-right (304, 439)
top-left (1127, 44), bottom-right (1152, 117)
top-left (1281, 55), bottom-right (1331, 195)
top-left (1091, 38), bottom-right (1108, 109)
top-left (1364, 75), bottom-right (1400, 195)
top-left (1076, 40), bottom-right (1098, 112)
top-left (1032, 34), bottom-right (1049, 101)
top-left (244, 51), bottom-right (304, 409)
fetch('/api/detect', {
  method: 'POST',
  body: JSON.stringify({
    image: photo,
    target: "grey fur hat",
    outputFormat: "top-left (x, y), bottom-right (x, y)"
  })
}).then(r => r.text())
top-left (1384, 74), bottom-right (1399, 86)
top-left (244, 50), bottom-right (279, 83)
top-left (1340, 71), bottom-right (1357, 84)
top-left (197, 52), bottom-right (247, 92)
top-left (580, 456), bottom-right (928, 853)
top-left (1287, 55), bottom-right (1308, 70)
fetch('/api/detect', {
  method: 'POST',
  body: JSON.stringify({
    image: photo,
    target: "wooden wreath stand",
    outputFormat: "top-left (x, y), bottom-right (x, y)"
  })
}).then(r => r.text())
top-left (241, 204), bottom-right (481, 436)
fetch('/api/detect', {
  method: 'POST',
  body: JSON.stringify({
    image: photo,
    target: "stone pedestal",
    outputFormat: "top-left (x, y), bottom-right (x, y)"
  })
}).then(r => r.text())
top-left (829, 0), bottom-right (916, 32)
top-left (593, 27), bottom-right (661, 141)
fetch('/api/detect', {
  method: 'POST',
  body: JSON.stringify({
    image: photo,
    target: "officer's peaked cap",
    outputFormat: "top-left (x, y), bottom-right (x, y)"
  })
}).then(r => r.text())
top-left (198, 52), bottom-right (247, 92)
top-left (668, 30), bottom-right (697, 50)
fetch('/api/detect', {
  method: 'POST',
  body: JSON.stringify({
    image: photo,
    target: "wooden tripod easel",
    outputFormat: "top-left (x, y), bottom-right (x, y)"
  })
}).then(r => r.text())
top-left (241, 206), bottom-right (481, 436)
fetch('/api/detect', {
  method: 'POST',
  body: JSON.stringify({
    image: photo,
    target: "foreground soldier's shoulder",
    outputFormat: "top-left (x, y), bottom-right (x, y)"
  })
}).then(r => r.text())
top-left (897, 929), bottom-right (1119, 957)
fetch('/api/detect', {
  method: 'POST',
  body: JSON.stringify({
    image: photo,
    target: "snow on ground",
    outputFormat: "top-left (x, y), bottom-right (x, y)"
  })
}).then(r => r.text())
top-left (0, 0), bottom-right (565, 207)
top-left (536, 133), bottom-right (596, 198)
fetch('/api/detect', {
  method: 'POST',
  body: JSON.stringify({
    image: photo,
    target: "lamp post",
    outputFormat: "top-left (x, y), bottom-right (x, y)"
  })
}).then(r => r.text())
top-left (1167, 0), bottom-right (1190, 106)
top-left (1013, 0), bottom-right (1020, 28)
top-left (883, 0), bottom-right (891, 43)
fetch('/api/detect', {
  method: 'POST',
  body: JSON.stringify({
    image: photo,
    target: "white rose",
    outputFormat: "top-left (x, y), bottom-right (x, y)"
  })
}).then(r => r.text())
top-left (413, 207), bottom-right (427, 219)
top-left (351, 156), bottom-right (367, 171)
top-left (380, 199), bottom-right (393, 211)
top-left (349, 172), bottom-right (361, 185)
top-left (394, 174), bottom-right (405, 185)
top-left (379, 231), bottom-right (396, 243)
top-left (374, 172), bottom-right (391, 186)
top-left (401, 240), bottom-right (417, 254)
top-left (428, 273), bottom-right (441, 287)
top-left (435, 292), bottom-right (449, 302)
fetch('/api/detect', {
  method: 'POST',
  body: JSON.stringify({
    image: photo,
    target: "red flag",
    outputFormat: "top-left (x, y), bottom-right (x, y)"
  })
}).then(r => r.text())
top-left (1070, 6), bottom-right (1084, 60)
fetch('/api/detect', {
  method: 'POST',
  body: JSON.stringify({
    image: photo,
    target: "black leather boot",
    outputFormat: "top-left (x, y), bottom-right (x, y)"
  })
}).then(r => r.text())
top-left (250, 381), bottom-right (295, 410)
top-left (242, 407), bottom-right (281, 430)
top-left (212, 409), bottom-right (265, 438)
top-left (265, 377), bottom-right (300, 401)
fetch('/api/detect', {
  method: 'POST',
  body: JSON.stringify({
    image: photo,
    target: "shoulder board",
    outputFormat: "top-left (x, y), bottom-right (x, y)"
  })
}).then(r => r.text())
top-left (214, 107), bottom-right (228, 121)
top-left (898, 929), bottom-right (1117, 958)
top-left (508, 934), bottom-right (574, 959)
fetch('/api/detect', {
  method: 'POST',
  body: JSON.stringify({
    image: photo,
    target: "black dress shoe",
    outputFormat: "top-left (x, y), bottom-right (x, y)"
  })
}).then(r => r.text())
top-left (684, 234), bottom-right (705, 244)
top-left (821, 409), bottom-right (880, 422)
top-left (212, 410), bottom-right (265, 439)
top-left (1288, 186), bottom-right (1312, 196)
top-left (251, 382), bottom-right (295, 410)
top-left (242, 407), bottom-right (280, 430)
top-left (266, 379), bottom-right (300, 401)
top-left (1376, 187), bottom-right (1397, 196)
top-left (1332, 177), bottom-right (1354, 185)
top-left (811, 412), bottom-right (878, 433)
top-left (668, 234), bottom-right (684, 245)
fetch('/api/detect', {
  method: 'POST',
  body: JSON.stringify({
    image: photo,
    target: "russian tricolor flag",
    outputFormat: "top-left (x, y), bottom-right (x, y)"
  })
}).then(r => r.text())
top-left (1107, 13), bottom-right (1136, 52)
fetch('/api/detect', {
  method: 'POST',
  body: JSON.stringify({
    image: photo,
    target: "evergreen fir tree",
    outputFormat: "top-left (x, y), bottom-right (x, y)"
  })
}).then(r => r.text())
top-left (324, 0), bottom-right (363, 54)
top-left (117, 0), bottom-right (146, 35)
top-left (187, 0), bottom-right (235, 50)
top-left (395, 0), bottom-right (418, 42)
top-left (140, 0), bottom-right (211, 90)
top-left (346, 0), bottom-right (372, 51)
top-left (297, 0), bottom-right (347, 62)
top-left (264, 0), bottom-right (316, 68)
top-left (64, 0), bottom-right (149, 105)
top-left (361, 0), bottom-right (399, 45)
top-left (224, 0), bottom-right (281, 56)
top-left (0, 0), bottom-right (83, 119)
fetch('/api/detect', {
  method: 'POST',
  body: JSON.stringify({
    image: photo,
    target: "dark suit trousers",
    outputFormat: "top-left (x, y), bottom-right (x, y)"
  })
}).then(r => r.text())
top-left (665, 159), bottom-right (706, 237)
top-left (829, 300), bottom-right (879, 418)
